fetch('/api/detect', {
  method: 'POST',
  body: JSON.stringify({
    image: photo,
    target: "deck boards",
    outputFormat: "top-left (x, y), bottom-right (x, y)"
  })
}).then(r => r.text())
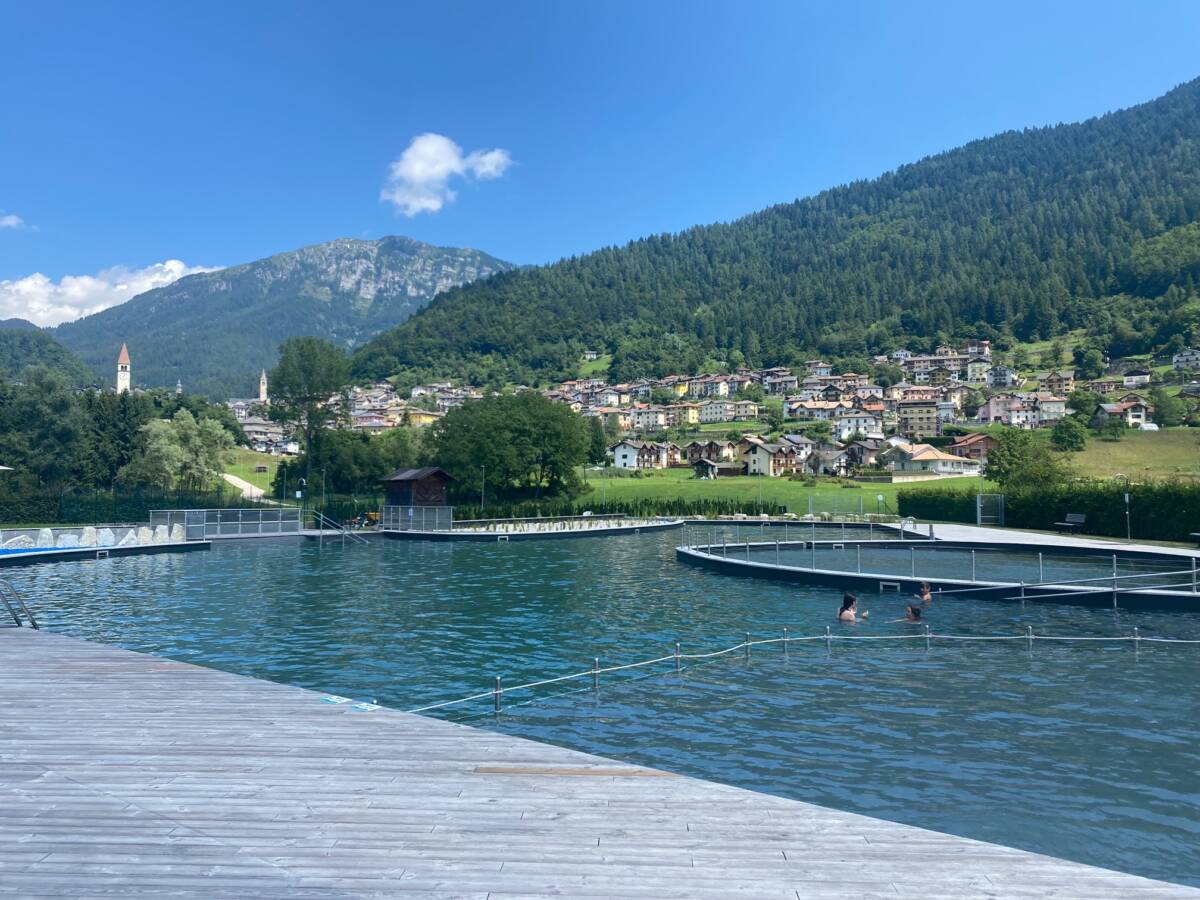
top-left (0, 628), bottom-right (1194, 898)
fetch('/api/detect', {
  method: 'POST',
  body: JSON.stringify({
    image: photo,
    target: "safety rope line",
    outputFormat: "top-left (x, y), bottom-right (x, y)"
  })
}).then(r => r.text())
top-left (402, 628), bottom-right (1200, 714)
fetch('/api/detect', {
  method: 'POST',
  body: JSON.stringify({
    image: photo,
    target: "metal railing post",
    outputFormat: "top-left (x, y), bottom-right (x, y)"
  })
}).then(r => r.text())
top-left (856, 544), bottom-right (861, 573)
top-left (775, 541), bottom-right (780, 566)
top-left (825, 625), bottom-right (832, 651)
top-left (1133, 626), bottom-right (1140, 653)
top-left (1112, 554), bottom-right (1118, 608)
top-left (675, 643), bottom-right (681, 673)
top-left (1193, 558), bottom-right (1197, 594)
top-left (1026, 626), bottom-right (1033, 652)
top-left (971, 550), bottom-right (976, 583)
top-left (494, 676), bottom-right (502, 713)
top-left (910, 546), bottom-right (916, 577)
top-left (783, 627), bottom-right (789, 658)
top-left (812, 540), bottom-right (817, 569)
top-left (745, 541), bottom-right (750, 561)
top-left (1038, 552), bottom-right (1044, 583)
top-left (745, 632), bottom-right (751, 662)
top-left (593, 658), bottom-right (599, 691)
top-left (924, 624), bottom-right (931, 651)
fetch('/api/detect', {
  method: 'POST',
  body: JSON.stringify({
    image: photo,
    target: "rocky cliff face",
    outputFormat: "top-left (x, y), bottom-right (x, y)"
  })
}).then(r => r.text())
top-left (54, 236), bottom-right (511, 397)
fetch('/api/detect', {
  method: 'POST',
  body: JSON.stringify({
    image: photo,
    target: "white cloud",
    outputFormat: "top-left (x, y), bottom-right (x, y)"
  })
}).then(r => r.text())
top-left (380, 133), bottom-right (513, 216)
top-left (0, 259), bottom-right (220, 326)
top-left (0, 213), bottom-right (26, 230)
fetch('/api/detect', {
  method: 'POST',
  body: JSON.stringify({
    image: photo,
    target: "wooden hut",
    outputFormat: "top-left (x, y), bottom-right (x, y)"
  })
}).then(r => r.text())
top-left (380, 467), bottom-right (454, 507)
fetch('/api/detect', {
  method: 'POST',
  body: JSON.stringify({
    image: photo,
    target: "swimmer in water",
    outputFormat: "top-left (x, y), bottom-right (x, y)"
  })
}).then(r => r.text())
top-left (891, 603), bottom-right (923, 623)
top-left (837, 593), bottom-right (868, 622)
top-left (917, 582), bottom-right (933, 603)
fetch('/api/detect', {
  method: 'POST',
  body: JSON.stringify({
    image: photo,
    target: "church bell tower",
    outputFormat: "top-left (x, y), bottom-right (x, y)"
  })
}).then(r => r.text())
top-left (116, 343), bottom-right (131, 394)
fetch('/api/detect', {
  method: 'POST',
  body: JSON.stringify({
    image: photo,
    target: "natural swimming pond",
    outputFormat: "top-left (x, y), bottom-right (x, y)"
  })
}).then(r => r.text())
top-left (19, 531), bottom-right (1200, 887)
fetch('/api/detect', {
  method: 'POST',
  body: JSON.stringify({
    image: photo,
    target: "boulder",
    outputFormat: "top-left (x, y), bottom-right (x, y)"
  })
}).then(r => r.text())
top-left (170, 524), bottom-right (186, 543)
top-left (96, 528), bottom-right (116, 547)
top-left (153, 524), bottom-right (170, 544)
top-left (136, 526), bottom-right (153, 545)
top-left (3, 534), bottom-right (34, 549)
top-left (37, 528), bottom-right (54, 548)
top-left (117, 529), bottom-right (139, 547)
top-left (80, 526), bottom-right (98, 547)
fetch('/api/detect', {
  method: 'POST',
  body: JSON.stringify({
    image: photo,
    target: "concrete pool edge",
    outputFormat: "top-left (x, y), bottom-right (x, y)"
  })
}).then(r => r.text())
top-left (3, 626), bottom-right (1195, 898)
top-left (674, 543), bottom-right (1200, 611)
top-left (0, 539), bottom-right (211, 569)
top-left (381, 517), bottom-right (684, 541)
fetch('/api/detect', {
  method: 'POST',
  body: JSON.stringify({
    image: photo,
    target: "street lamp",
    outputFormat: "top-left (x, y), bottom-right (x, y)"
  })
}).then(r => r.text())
top-left (1113, 473), bottom-right (1131, 542)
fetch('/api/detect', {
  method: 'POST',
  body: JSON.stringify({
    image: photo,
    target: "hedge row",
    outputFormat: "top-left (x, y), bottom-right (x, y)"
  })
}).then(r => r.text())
top-left (0, 490), bottom-right (264, 526)
top-left (898, 481), bottom-right (1200, 542)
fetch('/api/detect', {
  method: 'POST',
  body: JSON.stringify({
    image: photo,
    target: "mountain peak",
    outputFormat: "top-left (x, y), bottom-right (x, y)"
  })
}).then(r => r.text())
top-left (54, 236), bottom-right (512, 397)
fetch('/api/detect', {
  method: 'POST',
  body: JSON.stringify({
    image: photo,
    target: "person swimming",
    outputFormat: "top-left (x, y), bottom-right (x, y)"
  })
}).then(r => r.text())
top-left (837, 593), bottom-right (868, 622)
top-left (891, 603), bottom-right (922, 623)
top-left (917, 582), bottom-right (933, 603)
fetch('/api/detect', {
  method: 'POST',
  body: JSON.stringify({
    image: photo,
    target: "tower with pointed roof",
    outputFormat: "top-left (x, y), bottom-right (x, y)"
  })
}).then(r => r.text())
top-left (116, 343), bottom-right (131, 394)
top-left (259, 368), bottom-right (269, 404)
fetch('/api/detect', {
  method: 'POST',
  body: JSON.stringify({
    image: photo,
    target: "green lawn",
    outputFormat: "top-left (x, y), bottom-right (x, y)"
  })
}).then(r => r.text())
top-left (580, 467), bottom-right (984, 514)
top-left (224, 448), bottom-right (281, 492)
top-left (578, 354), bottom-right (612, 377)
top-left (1072, 428), bottom-right (1200, 480)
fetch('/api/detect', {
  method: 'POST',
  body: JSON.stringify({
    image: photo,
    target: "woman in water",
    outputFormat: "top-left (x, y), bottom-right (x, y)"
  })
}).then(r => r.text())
top-left (837, 593), bottom-right (868, 622)
top-left (891, 603), bottom-right (922, 623)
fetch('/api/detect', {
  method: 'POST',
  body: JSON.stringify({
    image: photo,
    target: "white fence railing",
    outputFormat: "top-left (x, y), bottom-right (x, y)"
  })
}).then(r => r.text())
top-left (380, 505), bottom-right (454, 532)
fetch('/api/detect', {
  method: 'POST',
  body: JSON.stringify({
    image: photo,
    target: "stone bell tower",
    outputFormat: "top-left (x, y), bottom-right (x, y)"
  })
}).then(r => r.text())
top-left (116, 343), bottom-right (131, 394)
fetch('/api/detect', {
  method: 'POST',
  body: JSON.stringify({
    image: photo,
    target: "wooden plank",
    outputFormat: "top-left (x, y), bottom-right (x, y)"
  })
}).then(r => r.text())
top-left (0, 628), bottom-right (1195, 898)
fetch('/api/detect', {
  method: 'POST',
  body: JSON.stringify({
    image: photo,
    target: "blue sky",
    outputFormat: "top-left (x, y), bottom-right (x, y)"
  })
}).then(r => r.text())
top-left (2, 1), bottom-right (1200, 324)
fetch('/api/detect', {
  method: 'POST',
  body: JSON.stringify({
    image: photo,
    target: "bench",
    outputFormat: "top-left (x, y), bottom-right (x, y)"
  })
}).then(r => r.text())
top-left (1054, 513), bottom-right (1086, 534)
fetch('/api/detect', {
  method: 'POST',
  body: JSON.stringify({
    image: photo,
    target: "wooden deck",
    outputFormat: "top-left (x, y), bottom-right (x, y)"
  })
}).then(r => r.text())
top-left (1, 628), bottom-right (1195, 899)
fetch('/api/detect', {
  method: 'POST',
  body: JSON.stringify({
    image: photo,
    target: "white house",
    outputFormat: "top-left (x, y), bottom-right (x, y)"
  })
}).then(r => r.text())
top-left (699, 400), bottom-right (736, 424)
top-left (833, 411), bottom-right (882, 441)
top-left (612, 440), bottom-right (669, 469)
top-left (987, 365), bottom-right (1021, 387)
top-left (1173, 348), bottom-right (1200, 371)
top-left (1123, 369), bottom-right (1153, 388)
top-left (881, 442), bottom-right (982, 477)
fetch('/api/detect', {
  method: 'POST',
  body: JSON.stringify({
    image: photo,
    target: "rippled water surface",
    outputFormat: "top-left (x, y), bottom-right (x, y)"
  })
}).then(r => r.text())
top-left (19, 531), bottom-right (1200, 887)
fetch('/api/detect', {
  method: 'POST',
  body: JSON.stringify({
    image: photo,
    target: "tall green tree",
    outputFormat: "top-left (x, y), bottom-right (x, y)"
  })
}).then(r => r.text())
top-left (586, 416), bottom-right (608, 466)
top-left (427, 393), bottom-right (588, 501)
top-left (987, 427), bottom-right (1073, 488)
top-left (1050, 416), bottom-right (1088, 452)
top-left (267, 337), bottom-right (351, 480)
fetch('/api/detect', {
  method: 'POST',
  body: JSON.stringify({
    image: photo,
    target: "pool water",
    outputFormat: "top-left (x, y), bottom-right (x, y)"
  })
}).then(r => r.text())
top-left (19, 532), bottom-right (1200, 887)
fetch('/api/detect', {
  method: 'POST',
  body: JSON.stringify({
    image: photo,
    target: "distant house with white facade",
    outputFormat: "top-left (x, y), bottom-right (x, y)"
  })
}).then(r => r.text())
top-left (881, 442), bottom-right (982, 477)
top-left (611, 440), bottom-right (676, 469)
top-left (1173, 348), bottom-right (1200, 371)
top-left (744, 442), bottom-right (802, 477)
top-left (987, 365), bottom-right (1021, 388)
top-left (1123, 369), bottom-right (1153, 388)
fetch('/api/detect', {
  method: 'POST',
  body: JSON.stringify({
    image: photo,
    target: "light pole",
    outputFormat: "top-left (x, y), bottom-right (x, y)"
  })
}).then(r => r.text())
top-left (1114, 473), bottom-right (1131, 542)
top-left (480, 465), bottom-right (486, 515)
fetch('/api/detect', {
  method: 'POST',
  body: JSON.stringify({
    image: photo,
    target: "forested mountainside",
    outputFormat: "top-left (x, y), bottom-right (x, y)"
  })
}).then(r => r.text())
top-left (0, 322), bottom-right (92, 384)
top-left (54, 236), bottom-right (511, 398)
top-left (353, 77), bottom-right (1200, 387)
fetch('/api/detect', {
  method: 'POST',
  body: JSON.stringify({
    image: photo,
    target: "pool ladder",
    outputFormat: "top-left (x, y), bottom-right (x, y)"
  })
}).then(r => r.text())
top-left (311, 511), bottom-right (370, 545)
top-left (0, 580), bottom-right (38, 629)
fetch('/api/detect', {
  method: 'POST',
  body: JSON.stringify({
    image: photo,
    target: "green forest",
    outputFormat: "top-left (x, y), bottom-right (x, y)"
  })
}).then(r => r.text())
top-left (352, 77), bottom-right (1200, 388)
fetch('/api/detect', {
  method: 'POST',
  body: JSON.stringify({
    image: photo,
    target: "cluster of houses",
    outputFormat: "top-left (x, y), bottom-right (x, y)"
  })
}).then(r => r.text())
top-left (222, 337), bottom-right (1179, 459)
top-left (611, 433), bottom-right (984, 480)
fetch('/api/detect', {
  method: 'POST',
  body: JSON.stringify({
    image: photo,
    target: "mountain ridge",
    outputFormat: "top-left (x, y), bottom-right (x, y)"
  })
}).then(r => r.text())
top-left (54, 235), bottom-right (512, 397)
top-left (351, 77), bottom-right (1200, 387)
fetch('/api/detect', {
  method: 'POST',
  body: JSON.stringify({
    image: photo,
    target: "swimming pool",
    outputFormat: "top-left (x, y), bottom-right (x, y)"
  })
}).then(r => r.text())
top-left (19, 532), bottom-right (1200, 887)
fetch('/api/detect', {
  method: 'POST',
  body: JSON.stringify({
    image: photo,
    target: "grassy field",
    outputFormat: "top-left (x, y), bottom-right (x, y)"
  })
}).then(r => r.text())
top-left (578, 354), bottom-right (612, 377)
top-left (580, 467), bottom-right (984, 513)
top-left (224, 448), bottom-right (281, 492)
top-left (1072, 428), bottom-right (1200, 480)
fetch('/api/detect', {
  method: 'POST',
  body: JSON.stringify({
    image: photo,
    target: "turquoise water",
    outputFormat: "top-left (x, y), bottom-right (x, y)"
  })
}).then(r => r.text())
top-left (19, 532), bottom-right (1200, 887)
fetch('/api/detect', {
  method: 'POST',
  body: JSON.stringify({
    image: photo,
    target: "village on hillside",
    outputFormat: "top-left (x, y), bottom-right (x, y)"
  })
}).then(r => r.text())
top-left (214, 338), bottom-right (1200, 483)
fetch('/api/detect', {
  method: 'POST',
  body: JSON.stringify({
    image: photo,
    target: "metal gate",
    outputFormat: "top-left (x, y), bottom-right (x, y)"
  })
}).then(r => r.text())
top-left (976, 493), bottom-right (1005, 526)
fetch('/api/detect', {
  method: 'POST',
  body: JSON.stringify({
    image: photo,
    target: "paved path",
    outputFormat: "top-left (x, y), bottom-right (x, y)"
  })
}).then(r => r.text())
top-left (221, 472), bottom-right (265, 500)
top-left (1, 628), bottom-right (1195, 899)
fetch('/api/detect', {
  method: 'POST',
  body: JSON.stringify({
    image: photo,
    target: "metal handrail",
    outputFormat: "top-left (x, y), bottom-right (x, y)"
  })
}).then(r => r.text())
top-left (0, 580), bottom-right (38, 629)
top-left (312, 511), bottom-right (369, 545)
